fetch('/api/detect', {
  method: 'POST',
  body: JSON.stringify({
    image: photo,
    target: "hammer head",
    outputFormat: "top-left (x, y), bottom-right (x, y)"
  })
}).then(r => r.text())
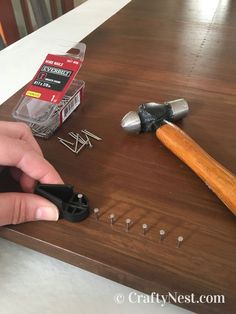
top-left (121, 99), bottom-right (189, 133)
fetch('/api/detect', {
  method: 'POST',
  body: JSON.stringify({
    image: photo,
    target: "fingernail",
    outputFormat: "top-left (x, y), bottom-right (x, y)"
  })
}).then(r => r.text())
top-left (36, 206), bottom-right (59, 221)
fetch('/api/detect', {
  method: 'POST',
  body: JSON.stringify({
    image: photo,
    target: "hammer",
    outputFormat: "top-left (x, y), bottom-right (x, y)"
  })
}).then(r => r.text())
top-left (121, 99), bottom-right (236, 216)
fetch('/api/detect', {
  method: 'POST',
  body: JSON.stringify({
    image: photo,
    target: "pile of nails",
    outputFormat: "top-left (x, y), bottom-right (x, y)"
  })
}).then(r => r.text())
top-left (58, 129), bottom-right (102, 154)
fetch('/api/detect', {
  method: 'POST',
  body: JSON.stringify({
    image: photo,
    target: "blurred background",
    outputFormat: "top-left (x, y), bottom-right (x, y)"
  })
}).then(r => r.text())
top-left (0, 0), bottom-right (87, 50)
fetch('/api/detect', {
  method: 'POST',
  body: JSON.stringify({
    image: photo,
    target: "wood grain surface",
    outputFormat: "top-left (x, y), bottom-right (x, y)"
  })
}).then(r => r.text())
top-left (0, 1), bottom-right (236, 313)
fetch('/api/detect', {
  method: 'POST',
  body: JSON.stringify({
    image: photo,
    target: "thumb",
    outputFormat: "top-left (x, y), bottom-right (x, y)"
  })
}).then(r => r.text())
top-left (0, 192), bottom-right (59, 226)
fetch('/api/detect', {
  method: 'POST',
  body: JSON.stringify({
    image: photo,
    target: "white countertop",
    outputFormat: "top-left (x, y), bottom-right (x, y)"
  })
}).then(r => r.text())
top-left (0, 238), bottom-right (191, 314)
top-left (0, 1), bottom-right (193, 313)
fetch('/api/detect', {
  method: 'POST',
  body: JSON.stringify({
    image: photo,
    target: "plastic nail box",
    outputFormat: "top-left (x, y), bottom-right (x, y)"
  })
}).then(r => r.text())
top-left (12, 43), bottom-right (86, 139)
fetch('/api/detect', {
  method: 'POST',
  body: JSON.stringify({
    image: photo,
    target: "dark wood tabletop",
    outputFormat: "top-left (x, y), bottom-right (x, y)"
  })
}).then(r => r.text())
top-left (0, 1), bottom-right (236, 313)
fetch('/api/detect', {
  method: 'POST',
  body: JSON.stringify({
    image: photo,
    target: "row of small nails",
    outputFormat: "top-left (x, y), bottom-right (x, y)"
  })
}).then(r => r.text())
top-left (58, 129), bottom-right (102, 154)
top-left (93, 208), bottom-right (184, 248)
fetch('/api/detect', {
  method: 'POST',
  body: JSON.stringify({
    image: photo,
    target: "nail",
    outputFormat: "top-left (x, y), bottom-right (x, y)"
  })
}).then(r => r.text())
top-left (94, 208), bottom-right (99, 220)
top-left (176, 236), bottom-right (184, 248)
top-left (77, 133), bottom-right (87, 144)
top-left (76, 141), bottom-right (88, 154)
top-left (36, 206), bottom-right (59, 221)
top-left (59, 140), bottom-right (76, 153)
top-left (142, 223), bottom-right (148, 235)
top-left (57, 137), bottom-right (74, 146)
top-left (75, 134), bottom-right (79, 152)
top-left (159, 229), bottom-right (165, 242)
top-left (69, 132), bottom-right (87, 145)
top-left (81, 129), bottom-right (102, 141)
top-left (109, 213), bottom-right (115, 225)
top-left (125, 218), bottom-right (132, 232)
top-left (69, 132), bottom-right (85, 144)
top-left (85, 134), bottom-right (93, 148)
top-left (68, 132), bottom-right (77, 139)
top-left (77, 193), bottom-right (83, 203)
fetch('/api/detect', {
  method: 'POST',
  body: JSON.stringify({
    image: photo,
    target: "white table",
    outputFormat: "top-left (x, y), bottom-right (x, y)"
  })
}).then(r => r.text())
top-left (0, 1), bottom-right (192, 313)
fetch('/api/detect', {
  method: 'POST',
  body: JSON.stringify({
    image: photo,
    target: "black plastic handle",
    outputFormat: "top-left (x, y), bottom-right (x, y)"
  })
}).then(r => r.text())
top-left (35, 183), bottom-right (90, 222)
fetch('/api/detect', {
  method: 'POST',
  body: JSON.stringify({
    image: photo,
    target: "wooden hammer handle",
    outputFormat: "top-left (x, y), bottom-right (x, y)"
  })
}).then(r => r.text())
top-left (156, 122), bottom-right (236, 215)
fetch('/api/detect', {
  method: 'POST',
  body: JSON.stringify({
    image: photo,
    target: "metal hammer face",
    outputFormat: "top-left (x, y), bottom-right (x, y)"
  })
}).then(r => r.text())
top-left (121, 99), bottom-right (189, 133)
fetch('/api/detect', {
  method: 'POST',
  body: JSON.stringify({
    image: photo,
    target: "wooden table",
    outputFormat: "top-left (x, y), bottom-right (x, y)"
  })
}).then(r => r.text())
top-left (0, 1), bottom-right (235, 313)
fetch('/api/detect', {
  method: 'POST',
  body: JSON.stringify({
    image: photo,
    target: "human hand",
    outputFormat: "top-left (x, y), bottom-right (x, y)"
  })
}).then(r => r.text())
top-left (0, 121), bottom-right (63, 226)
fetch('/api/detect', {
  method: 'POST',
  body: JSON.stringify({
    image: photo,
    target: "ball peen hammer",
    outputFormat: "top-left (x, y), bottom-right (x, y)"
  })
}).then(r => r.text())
top-left (121, 99), bottom-right (236, 215)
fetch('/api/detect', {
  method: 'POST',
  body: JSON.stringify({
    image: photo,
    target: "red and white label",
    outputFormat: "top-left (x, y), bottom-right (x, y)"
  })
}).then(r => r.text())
top-left (24, 54), bottom-right (82, 104)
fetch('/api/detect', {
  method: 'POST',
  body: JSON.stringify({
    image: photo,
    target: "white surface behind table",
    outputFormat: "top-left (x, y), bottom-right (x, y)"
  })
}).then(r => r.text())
top-left (0, 238), bottom-right (191, 314)
top-left (0, 1), bottom-right (192, 313)
top-left (0, 0), bottom-right (131, 105)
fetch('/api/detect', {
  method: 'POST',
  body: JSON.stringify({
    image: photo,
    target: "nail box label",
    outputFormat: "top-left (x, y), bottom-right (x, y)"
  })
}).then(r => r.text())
top-left (24, 54), bottom-right (83, 104)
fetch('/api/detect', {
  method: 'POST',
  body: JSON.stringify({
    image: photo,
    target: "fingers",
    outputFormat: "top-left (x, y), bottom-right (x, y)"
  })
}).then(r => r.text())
top-left (0, 135), bottom-right (63, 185)
top-left (0, 121), bottom-right (43, 156)
top-left (20, 173), bottom-right (37, 192)
top-left (0, 122), bottom-right (63, 226)
top-left (0, 192), bottom-right (59, 226)
top-left (10, 167), bottom-right (36, 192)
top-left (9, 167), bottom-right (22, 181)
